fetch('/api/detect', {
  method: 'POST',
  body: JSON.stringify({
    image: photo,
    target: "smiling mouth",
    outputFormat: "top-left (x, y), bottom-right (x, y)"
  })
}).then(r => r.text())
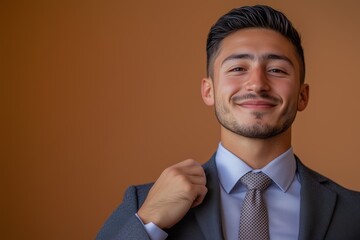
top-left (238, 100), bottom-right (277, 109)
top-left (232, 93), bottom-right (280, 109)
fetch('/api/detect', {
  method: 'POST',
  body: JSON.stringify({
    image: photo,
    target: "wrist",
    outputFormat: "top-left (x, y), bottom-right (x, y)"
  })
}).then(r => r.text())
top-left (135, 213), bottom-right (168, 240)
top-left (137, 208), bottom-right (164, 229)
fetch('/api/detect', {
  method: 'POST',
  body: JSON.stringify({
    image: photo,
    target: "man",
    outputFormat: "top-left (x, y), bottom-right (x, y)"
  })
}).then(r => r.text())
top-left (97, 5), bottom-right (360, 240)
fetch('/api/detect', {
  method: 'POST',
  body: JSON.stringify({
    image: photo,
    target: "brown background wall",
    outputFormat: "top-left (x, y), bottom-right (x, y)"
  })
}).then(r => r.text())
top-left (2, 0), bottom-right (360, 239)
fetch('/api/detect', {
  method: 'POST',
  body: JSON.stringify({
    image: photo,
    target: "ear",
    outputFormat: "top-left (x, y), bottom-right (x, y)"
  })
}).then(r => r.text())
top-left (297, 83), bottom-right (309, 111)
top-left (201, 77), bottom-right (214, 106)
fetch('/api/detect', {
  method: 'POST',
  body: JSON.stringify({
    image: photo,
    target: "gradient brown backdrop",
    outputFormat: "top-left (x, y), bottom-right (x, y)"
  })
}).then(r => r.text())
top-left (2, 0), bottom-right (360, 239)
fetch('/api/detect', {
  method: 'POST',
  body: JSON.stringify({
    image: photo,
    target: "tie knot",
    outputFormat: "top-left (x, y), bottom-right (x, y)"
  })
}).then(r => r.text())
top-left (241, 172), bottom-right (272, 191)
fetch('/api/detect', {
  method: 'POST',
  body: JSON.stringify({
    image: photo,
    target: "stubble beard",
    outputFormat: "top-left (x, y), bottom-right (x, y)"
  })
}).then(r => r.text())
top-left (214, 99), bottom-right (296, 139)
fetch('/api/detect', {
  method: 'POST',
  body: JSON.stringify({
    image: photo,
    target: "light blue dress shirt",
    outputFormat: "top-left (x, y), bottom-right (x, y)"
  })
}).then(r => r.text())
top-left (216, 143), bottom-right (300, 240)
top-left (138, 143), bottom-right (301, 239)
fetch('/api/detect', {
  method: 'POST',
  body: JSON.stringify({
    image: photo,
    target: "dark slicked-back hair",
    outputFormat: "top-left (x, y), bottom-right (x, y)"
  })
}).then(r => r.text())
top-left (206, 5), bottom-right (305, 83)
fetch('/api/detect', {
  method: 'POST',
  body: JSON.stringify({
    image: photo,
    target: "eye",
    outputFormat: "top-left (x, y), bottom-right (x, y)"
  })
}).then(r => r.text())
top-left (229, 67), bottom-right (246, 72)
top-left (269, 68), bottom-right (285, 73)
top-left (268, 68), bottom-right (288, 75)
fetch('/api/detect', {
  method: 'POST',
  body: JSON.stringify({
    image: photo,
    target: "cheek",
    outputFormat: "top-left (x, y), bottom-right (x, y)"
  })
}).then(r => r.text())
top-left (215, 78), bottom-right (242, 98)
top-left (275, 82), bottom-right (299, 103)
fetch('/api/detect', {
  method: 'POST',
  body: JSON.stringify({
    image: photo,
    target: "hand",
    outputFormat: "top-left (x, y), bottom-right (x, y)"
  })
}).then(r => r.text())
top-left (137, 159), bottom-right (207, 229)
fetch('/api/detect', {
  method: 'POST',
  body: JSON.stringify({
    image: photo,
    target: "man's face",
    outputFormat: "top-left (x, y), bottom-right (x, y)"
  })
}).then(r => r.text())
top-left (201, 28), bottom-right (309, 139)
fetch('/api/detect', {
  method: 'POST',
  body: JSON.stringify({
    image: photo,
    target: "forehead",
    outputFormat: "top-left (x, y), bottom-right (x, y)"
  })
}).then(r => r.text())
top-left (214, 28), bottom-right (300, 68)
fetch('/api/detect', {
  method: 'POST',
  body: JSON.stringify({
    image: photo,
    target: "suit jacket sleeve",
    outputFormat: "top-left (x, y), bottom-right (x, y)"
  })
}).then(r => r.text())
top-left (96, 185), bottom-right (152, 240)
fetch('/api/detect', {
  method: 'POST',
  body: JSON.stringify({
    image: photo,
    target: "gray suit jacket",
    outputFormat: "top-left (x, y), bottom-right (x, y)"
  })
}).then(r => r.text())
top-left (96, 155), bottom-right (360, 240)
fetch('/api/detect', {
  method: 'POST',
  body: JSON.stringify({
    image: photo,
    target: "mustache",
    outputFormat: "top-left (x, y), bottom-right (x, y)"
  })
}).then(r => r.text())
top-left (231, 93), bottom-right (280, 103)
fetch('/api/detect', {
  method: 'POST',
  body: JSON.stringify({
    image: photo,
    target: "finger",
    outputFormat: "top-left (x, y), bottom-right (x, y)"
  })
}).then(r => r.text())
top-left (178, 165), bottom-right (206, 177)
top-left (175, 159), bottom-right (201, 168)
top-left (174, 175), bottom-right (206, 189)
top-left (164, 162), bottom-right (205, 179)
top-left (181, 174), bottom-right (206, 185)
top-left (191, 185), bottom-right (208, 208)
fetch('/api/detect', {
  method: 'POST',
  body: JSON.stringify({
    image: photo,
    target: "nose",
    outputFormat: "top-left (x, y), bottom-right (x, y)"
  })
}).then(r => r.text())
top-left (244, 67), bottom-right (271, 93)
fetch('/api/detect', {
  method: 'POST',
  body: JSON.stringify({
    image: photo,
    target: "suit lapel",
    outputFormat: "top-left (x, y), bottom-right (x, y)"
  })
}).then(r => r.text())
top-left (296, 158), bottom-right (337, 240)
top-left (194, 155), bottom-right (224, 240)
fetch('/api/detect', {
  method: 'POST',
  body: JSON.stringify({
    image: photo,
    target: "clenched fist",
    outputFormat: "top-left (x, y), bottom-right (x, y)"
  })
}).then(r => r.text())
top-left (137, 159), bottom-right (208, 229)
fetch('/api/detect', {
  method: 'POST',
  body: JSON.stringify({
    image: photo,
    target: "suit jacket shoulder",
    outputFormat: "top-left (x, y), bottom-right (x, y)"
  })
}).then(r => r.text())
top-left (296, 157), bottom-right (360, 240)
top-left (96, 183), bottom-right (153, 240)
top-left (301, 160), bottom-right (360, 195)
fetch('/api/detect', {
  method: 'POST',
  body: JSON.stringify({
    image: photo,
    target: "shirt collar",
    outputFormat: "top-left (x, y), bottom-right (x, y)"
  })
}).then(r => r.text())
top-left (215, 143), bottom-right (296, 194)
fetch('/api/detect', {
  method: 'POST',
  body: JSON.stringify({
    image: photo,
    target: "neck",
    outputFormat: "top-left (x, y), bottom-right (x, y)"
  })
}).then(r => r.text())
top-left (220, 127), bottom-right (292, 169)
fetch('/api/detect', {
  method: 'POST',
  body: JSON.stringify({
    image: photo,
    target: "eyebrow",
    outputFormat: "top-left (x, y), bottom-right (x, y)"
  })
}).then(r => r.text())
top-left (221, 53), bottom-right (294, 67)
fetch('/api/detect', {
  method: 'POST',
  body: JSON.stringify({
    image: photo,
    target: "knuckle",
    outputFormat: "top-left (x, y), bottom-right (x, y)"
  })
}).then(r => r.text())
top-left (163, 166), bottom-right (179, 176)
top-left (176, 174), bottom-right (189, 185)
top-left (183, 185), bottom-right (193, 194)
top-left (184, 159), bottom-right (197, 165)
top-left (180, 181), bottom-right (193, 194)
